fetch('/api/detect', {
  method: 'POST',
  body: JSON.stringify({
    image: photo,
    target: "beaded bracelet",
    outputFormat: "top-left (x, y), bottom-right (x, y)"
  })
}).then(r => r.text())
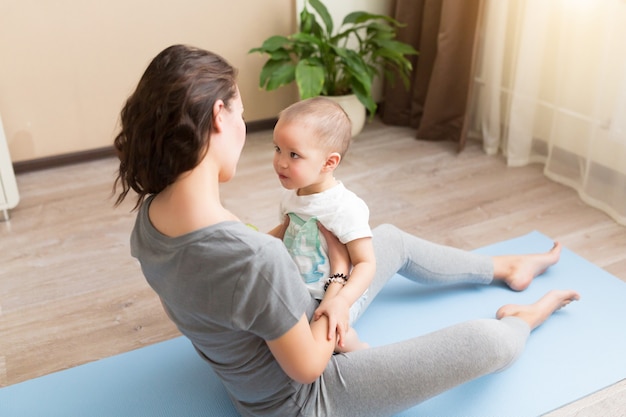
top-left (323, 273), bottom-right (348, 291)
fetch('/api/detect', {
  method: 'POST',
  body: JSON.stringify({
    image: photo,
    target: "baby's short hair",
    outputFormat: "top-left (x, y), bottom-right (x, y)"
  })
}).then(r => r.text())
top-left (278, 97), bottom-right (352, 157)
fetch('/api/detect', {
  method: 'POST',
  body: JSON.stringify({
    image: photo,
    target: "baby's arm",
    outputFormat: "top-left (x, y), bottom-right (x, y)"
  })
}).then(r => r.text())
top-left (316, 224), bottom-right (351, 339)
top-left (267, 215), bottom-right (290, 239)
top-left (337, 237), bottom-right (376, 308)
top-left (315, 236), bottom-right (376, 347)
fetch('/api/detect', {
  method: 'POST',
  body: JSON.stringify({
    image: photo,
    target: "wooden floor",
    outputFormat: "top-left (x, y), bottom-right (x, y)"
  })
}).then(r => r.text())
top-left (1, 119), bottom-right (624, 415)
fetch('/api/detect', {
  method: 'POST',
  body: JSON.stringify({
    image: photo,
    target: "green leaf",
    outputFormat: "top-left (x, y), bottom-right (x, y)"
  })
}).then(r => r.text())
top-left (265, 48), bottom-right (292, 61)
top-left (366, 22), bottom-right (396, 40)
top-left (259, 60), bottom-right (295, 91)
top-left (342, 11), bottom-right (370, 25)
top-left (300, 7), bottom-right (313, 32)
top-left (375, 39), bottom-right (418, 56)
top-left (250, 0), bottom-right (419, 102)
top-left (292, 32), bottom-right (324, 48)
top-left (248, 35), bottom-right (291, 54)
top-left (344, 59), bottom-right (373, 92)
top-left (350, 78), bottom-right (377, 118)
top-left (342, 11), bottom-right (397, 26)
top-left (295, 60), bottom-right (325, 99)
top-left (345, 48), bottom-right (374, 70)
top-left (300, 3), bottom-right (326, 38)
top-left (308, 0), bottom-right (333, 35)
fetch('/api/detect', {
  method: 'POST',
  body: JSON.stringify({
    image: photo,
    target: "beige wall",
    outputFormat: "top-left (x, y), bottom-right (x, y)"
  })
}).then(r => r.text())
top-left (0, 0), bottom-right (298, 162)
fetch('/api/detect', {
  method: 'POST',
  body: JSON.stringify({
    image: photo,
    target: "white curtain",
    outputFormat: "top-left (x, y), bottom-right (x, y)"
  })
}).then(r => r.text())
top-left (468, 0), bottom-right (626, 226)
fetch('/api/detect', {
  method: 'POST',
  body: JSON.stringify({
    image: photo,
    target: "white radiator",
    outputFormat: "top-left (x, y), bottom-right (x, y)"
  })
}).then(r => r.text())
top-left (0, 114), bottom-right (19, 221)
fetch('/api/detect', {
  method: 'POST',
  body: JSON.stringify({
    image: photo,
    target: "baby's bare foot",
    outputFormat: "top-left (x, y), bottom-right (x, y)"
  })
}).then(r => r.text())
top-left (496, 289), bottom-right (580, 330)
top-left (336, 341), bottom-right (370, 354)
top-left (496, 242), bottom-right (562, 291)
top-left (335, 328), bottom-right (370, 353)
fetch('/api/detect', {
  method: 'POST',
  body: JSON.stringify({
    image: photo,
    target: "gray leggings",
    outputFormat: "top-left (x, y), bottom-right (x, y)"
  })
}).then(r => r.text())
top-left (317, 224), bottom-right (531, 417)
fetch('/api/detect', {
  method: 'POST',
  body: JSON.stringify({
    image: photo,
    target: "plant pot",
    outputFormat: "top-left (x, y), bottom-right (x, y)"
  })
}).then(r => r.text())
top-left (324, 94), bottom-right (366, 138)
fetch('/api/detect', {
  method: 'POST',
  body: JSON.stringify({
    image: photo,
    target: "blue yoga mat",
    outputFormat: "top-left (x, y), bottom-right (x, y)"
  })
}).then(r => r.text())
top-left (2, 231), bottom-right (625, 416)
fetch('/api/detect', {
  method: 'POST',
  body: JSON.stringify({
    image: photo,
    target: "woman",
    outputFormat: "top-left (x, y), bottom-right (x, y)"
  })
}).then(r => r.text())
top-left (114, 44), bottom-right (579, 417)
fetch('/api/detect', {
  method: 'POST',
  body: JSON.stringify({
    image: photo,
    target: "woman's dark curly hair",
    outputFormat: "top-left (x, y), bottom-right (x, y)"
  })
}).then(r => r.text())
top-left (113, 44), bottom-right (238, 209)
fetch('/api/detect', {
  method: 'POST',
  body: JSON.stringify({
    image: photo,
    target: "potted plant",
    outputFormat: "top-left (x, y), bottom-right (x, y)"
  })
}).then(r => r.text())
top-left (248, 0), bottom-right (417, 136)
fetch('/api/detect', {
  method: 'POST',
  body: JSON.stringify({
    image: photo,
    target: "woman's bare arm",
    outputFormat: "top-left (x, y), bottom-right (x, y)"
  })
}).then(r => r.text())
top-left (266, 313), bottom-right (336, 384)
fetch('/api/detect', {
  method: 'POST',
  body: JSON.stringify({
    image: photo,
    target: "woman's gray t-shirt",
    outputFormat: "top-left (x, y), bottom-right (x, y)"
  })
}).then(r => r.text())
top-left (130, 197), bottom-right (320, 416)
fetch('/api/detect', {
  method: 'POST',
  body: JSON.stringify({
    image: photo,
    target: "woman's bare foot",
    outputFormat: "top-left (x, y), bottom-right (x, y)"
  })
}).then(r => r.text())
top-left (496, 289), bottom-right (580, 330)
top-left (493, 242), bottom-right (562, 291)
